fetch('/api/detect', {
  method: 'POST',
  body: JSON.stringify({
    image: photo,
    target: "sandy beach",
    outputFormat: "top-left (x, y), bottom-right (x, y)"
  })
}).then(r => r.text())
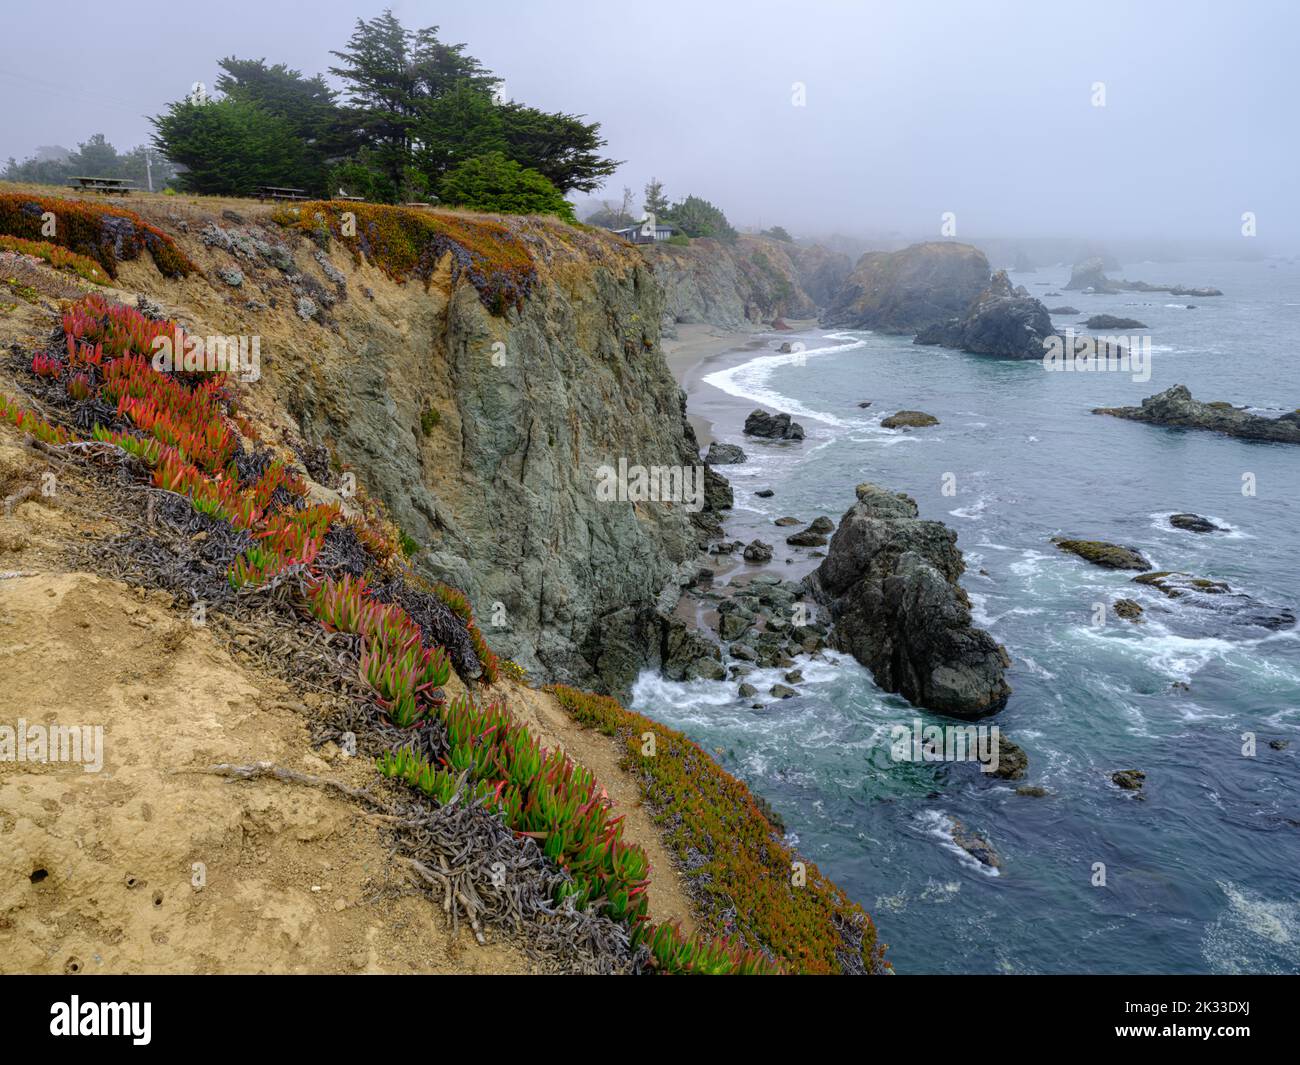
top-left (662, 320), bottom-right (818, 446)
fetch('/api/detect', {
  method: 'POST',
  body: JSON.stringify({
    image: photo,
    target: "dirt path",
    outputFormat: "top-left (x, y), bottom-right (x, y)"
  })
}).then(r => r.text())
top-left (497, 679), bottom-right (697, 935)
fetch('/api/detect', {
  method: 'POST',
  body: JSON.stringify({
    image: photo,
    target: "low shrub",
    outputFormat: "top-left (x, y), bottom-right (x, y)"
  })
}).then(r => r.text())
top-left (0, 193), bottom-right (196, 279)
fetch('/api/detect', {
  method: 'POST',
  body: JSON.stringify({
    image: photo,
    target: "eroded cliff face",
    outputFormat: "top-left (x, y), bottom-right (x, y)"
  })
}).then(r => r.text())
top-left (820, 241), bottom-right (991, 333)
top-left (642, 235), bottom-right (849, 332)
top-left (278, 222), bottom-right (727, 687)
top-left (66, 199), bottom-right (730, 691)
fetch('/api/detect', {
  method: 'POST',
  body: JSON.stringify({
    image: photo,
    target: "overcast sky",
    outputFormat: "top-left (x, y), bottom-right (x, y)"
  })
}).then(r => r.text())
top-left (3, 0), bottom-right (1295, 248)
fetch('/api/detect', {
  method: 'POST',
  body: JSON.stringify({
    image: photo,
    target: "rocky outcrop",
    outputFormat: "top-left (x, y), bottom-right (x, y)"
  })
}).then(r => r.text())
top-left (585, 605), bottom-right (726, 694)
top-left (1065, 257), bottom-right (1113, 292)
top-left (1094, 385), bottom-right (1300, 444)
top-left (805, 483), bottom-right (1012, 717)
top-left (206, 210), bottom-right (735, 691)
top-left (1066, 256), bottom-right (1221, 297)
top-left (913, 271), bottom-right (1059, 360)
top-left (821, 242), bottom-right (992, 332)
top-left (881, 410), bottom-right (939, 429)
top-left (1052, 538), bottom-right (1151, 570)
top-left (1085, 314), bottom-right (1147, 330)
top-left (744, 410), bottom-right (806, 440)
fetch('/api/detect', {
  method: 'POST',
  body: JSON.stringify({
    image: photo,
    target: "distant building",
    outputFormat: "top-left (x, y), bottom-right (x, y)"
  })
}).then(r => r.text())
top-left (610, 214), bottom-right (677, 244)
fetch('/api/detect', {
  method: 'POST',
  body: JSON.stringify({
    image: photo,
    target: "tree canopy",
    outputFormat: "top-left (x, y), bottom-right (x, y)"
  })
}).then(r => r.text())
top-left (439, 152), bottom-right (575, 221)
top-left (145, 9), bottom-right (618, 209)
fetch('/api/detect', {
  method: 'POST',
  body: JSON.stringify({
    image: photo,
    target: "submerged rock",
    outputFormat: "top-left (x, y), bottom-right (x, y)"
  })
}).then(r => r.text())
top-left (1047, 305), bottom-right (1079, 315)
top-left (1169, 512), bottom-right (1225, 534)
top-left (805, 482), bottom-right (1012, 717)
top-left (949, 819), bottom-right (1001, 869)
top-left (1132, 571), bottom-right (1296, 630)
top-left (1113, 598), bottom-right (1145, 622)
top-left (1112, 769), bottom-right (1146, 792)
top-left (744, 410), bottom-right (806, 440)
top-left (1095, 384), bottom-right (1300, 444)
top-left (1052, 537), bottom-right (1151, 570)
top-left (881, 410), bottom-right (940, 429)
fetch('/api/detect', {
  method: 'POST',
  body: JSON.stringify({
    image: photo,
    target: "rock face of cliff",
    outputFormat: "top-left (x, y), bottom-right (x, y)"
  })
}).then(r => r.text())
top-left (58, 198), bottom-right (732, 693)
top-left (642, 235), bottom-right (847, 332)
top-left (277, 220), bottom-right (733, 689)
top-left (805, 483), bottom-right (1012, 717)
top-left (820, 241), bottom-right (992, 333)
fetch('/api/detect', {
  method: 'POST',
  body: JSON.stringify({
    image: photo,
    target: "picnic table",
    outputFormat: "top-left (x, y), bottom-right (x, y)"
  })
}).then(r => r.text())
top-left (254, 185), bottom-right (309, 202)
top-left (67, 176), bottom-right (138, 195)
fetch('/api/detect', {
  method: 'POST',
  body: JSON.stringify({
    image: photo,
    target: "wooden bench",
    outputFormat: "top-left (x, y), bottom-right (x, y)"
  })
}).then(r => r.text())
top-left (67, 176), bottom-right (138, 195)
top-left (254, 186), bottom-right (309, 202)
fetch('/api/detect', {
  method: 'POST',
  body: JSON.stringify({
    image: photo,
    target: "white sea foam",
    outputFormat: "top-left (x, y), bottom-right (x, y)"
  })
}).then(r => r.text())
top-left (1202, 880), bottom-right (1300, 974)
top-left (701, 331), bottom-right (869, 428)
top-left (915, 810), bottom-right (1000, 878)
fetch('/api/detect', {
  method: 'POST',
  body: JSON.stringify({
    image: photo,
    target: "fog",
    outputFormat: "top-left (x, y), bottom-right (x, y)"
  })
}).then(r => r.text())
top-left (4, 0), bottom-right (1296, 251)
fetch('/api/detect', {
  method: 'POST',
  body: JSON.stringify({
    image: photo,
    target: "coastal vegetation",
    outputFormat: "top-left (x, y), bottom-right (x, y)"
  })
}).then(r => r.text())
top-left (0, 191), bottom-right (196, 278)
top-left (150, 10), bottom-right (617, 211)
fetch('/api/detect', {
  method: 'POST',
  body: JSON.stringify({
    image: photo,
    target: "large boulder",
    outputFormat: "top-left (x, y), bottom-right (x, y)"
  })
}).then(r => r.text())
top-left (913, 271), bottom-right (1057, 359)
top-left (744, 410), bottom-right (806, 440)
top-left (1094, 384), bottom-right (1300, 445)
top-left (704, 441), bottom-right (747, 465)
top-left (820, 242), bottom-right (992, 332)
top-left (804, 483), bottom-right (1012, 717)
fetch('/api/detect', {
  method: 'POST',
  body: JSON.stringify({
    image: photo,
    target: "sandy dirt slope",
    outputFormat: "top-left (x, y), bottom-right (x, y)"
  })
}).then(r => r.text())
top-left (0, 568), bottom-right (538, 974)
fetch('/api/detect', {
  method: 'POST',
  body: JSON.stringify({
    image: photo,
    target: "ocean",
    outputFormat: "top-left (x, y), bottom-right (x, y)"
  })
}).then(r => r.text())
top-left (633, 259), bottom-right (1300, 973)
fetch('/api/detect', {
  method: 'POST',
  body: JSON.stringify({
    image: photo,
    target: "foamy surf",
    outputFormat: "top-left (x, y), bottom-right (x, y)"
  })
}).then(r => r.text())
top-left (701, 331), bottom-right (869, 428)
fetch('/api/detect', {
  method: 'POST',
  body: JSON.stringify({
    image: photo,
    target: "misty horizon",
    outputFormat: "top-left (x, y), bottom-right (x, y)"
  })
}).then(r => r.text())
top-left (3, 0), bottom-right (1297, 253)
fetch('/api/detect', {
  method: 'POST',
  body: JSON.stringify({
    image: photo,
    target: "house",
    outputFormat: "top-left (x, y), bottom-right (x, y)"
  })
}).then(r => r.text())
top-left (610, 215), bottom-right (677, 244)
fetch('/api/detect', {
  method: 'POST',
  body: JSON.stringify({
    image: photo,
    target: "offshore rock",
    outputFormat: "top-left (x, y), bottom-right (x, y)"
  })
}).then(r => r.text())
top-left (805, 482), bottom-right (1012, 717)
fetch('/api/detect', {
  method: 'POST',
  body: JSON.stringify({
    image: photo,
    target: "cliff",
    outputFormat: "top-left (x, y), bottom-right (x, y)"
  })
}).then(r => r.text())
top-left (0, 185), bottom-right (888, 975)
top-left (45, 196), bottom-right (732, 691)
top-left (641, 234), bottom-right (849, 332)
top-left (820, 241), bottom-right (991, 332)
